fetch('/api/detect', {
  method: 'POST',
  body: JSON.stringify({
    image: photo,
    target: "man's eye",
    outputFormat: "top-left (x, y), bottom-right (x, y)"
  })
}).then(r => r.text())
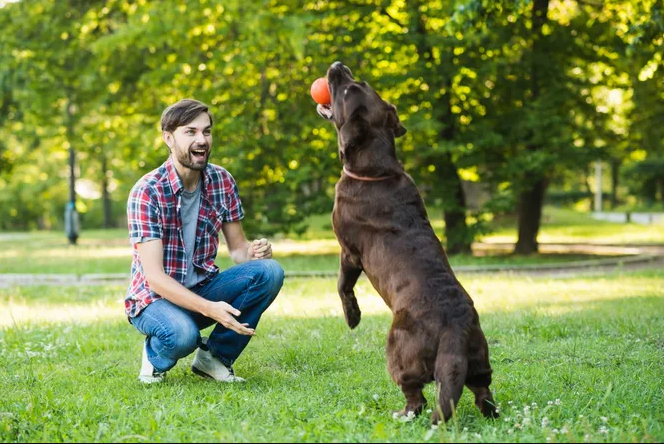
top-left (204, 130), bottom-right (211, 136)
top-left (186, 131), bottom-right (194, 135)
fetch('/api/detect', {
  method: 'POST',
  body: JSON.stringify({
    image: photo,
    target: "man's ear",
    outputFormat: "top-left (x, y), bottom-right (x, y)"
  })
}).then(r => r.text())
top-left (386, 104), bottom-right (407, 138)
top-left (162, 131), bottom-right (173, 152)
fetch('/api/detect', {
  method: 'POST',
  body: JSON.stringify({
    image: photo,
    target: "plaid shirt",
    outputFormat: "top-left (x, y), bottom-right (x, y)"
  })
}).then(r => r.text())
top-left (125, 156), bottom-right (244, 318)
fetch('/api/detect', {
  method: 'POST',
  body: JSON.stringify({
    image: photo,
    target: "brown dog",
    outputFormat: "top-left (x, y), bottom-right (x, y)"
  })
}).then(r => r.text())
top-left (317, 62), bottom-right (498, 424)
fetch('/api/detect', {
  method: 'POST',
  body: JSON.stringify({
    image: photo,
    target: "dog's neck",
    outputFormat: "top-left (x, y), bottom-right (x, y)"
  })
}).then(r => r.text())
top-left (342, 134), bottom-right (404, 180)
top-left (343, 166), bottom-right (395, 181)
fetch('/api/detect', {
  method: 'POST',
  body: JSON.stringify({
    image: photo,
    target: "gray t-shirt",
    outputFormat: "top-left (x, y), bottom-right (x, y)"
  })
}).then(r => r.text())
top-left (130, 180), bottom-right (207, 289)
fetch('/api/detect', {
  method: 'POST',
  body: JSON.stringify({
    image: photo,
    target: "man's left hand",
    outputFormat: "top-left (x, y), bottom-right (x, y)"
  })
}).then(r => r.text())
top-left (249, 238), bottom-right (272, 260)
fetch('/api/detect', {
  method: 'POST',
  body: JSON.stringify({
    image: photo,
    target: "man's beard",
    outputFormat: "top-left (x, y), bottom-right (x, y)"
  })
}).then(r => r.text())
top-left (173, 142), bottom-right (209, 172)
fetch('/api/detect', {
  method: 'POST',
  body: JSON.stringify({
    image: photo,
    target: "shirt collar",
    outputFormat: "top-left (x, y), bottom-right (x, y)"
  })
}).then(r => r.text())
top-left (165, 156), bottom-right (210, 197)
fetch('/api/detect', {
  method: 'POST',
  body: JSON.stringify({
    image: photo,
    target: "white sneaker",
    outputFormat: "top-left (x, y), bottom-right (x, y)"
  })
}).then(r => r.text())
top-left (139, 341), bottom-right (166, 384)
top-left (191, 338), bottom-right (245, 382)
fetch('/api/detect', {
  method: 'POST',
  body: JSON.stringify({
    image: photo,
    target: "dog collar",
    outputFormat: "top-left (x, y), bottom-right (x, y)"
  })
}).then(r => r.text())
top-left (343, 166), bottom-right (395, 182)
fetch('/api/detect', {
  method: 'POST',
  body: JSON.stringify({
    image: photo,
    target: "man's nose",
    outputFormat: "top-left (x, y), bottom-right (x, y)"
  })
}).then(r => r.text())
top-left (195, 132), bottom-right (207, 145)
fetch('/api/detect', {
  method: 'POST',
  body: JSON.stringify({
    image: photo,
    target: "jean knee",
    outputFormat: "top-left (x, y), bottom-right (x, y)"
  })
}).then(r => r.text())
top-left (160, 319), bottom-right (199, 359)
top-left (263, 259), bottom-right (284, 298)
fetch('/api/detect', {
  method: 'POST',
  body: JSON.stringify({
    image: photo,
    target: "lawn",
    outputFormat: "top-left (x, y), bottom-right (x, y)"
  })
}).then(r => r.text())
top-left (1, 207), bottom-right (661, 275)
top-left (1, 270), bottom-right (662, 442)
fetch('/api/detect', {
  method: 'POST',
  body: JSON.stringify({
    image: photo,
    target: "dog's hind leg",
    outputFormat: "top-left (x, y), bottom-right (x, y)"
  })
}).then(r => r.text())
top-left (432, 328), bottom-right (468, 424)
top-left (337, 250), bottom-right (362, 328)
top-left (465, 322), bottom-right (498, 419)
top-left (386, 317), bottom-right (428, 417)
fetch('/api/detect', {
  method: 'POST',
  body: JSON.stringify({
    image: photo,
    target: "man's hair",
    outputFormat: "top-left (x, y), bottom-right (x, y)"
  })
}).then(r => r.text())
top-left (160, 99), bottom-right (214, 132)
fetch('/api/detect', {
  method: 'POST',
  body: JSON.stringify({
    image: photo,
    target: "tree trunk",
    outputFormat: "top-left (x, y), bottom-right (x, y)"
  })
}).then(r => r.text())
top-left (515, 0), bottom-right (550, 255)
top-left (101, 154), bottom-right (113, 228)
top-left (440, 152), bottom-right (471, 255)
top-left (408, 2), bottom-right (471, 254)
top-left (610, 159), bottom-right (620, 209)
top-left (515, 176), bottom-right (548, 255)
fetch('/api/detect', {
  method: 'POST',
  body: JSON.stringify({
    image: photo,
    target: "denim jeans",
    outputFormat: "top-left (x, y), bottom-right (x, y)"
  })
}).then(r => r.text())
top-left (130, 259), bottom-right (284, 372)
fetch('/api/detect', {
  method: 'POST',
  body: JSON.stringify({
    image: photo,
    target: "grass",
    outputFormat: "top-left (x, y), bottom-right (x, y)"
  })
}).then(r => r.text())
top-left (481, 207), bottom-right (664, 244)
top-left (1, 270), bottom-right (663, 442)
top-left (1, 206), bottom-right (662, 275)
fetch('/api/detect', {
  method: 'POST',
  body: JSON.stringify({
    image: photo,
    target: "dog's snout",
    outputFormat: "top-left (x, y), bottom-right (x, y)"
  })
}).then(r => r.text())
top-left (328, 62), bottom-right (354, 85)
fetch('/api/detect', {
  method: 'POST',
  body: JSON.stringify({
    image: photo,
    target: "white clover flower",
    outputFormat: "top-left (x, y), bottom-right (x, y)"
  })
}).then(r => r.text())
top-left (372, 394), bottom-right (379, 401)
top-left (548, 400), bottom-right (553, 405)
top-left (599, 426), bottom-right (608, 434)
top-left (601, 416), bottom-right (608, 423)
top-left (555, 399), bottom-right (561, 405)
top-left (541, 417), bottom-right (550, 428)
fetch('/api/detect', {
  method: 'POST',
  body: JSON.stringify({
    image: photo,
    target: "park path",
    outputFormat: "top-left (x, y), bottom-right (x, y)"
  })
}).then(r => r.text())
top-left (0, 243), bottom-right (662, 288)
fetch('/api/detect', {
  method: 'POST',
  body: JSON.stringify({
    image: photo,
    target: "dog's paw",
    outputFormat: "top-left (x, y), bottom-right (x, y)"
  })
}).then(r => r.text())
top-left (343, 299), bottom-right (361, 329)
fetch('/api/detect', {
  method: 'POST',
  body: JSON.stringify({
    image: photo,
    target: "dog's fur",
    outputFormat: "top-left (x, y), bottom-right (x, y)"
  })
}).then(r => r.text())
top-left (318, 62), bottom-right (498, 424)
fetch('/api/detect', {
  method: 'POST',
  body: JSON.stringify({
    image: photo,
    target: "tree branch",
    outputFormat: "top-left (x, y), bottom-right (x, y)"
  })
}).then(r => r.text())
top-left (379, 6), bottom-right (407, 29)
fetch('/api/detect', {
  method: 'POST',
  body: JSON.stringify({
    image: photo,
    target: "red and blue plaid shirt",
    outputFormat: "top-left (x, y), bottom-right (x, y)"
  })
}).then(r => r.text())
top-left (125, 156), bottom-right (244, 318)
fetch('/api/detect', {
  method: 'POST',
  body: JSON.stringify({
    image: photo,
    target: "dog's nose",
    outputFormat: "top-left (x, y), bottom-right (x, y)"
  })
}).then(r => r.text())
top-left (331, 61), bottom-right (344, 70)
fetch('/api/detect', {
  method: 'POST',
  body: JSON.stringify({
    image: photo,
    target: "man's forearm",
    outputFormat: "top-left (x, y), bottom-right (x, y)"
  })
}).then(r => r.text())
top-left (146, 272), bottom-right (211, 316)
top-left (229, 241), bottom-right (251, 264)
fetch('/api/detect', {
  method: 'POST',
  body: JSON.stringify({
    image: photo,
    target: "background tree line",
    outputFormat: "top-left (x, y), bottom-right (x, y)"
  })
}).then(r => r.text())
top-left (0, 0), bottom-right (662, 254)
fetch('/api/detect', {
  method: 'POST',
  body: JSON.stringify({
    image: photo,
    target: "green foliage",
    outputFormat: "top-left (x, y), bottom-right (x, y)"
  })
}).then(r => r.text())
top-left (0, 0), bottom-right (662, 246)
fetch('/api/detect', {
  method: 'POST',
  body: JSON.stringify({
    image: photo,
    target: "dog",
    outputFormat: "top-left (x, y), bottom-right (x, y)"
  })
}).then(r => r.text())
top-left (317, 61), bottom-right (498, 424)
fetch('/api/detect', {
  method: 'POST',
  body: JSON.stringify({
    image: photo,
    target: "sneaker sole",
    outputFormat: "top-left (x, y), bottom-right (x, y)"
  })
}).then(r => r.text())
top-left (191, 365), bottom-right (245, 383)
top-left (138, 375), bottom-right (165, 384)
top-left (191, 365), bottom-right (214, 380)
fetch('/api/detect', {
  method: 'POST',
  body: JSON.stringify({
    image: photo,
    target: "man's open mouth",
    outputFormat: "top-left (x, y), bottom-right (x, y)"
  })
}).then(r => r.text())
top-left (190, 148), bottom-right (208, 160)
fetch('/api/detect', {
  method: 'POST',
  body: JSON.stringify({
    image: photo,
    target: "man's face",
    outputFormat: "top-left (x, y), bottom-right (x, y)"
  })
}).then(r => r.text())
top-left (164, 112), bottom-right (212, 172)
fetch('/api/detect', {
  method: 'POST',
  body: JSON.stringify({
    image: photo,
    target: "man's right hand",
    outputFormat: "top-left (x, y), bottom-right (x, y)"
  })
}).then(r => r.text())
top-left (205, 301), bottom-right (255, 336)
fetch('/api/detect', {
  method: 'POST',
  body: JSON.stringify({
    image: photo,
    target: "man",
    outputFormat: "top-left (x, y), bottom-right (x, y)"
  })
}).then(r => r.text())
top-left (125, 98), bottom-right (284, 384)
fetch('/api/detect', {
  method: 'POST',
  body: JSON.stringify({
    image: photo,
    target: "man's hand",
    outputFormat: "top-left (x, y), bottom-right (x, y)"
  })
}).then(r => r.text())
top-left (248, 238), bottom-right (272, 260)
top-left (205, 301), bottom-right (255, 336)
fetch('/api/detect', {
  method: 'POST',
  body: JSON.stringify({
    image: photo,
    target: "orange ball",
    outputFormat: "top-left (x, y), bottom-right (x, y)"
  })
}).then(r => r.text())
top-left (310, 77), bottom-right (331, 105)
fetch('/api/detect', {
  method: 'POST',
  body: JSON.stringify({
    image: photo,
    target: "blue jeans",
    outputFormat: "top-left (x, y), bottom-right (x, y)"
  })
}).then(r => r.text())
top-left (130, 259), bottom-right (284, 373)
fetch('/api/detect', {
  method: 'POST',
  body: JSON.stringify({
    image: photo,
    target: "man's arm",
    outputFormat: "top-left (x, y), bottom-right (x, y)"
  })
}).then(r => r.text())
top-left (136, 239), bottom-right (255, 335)
top-left (221, 221), bottom-right (272, 264)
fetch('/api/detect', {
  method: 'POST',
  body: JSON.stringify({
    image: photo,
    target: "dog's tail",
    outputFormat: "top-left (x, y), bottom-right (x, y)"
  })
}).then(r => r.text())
top-left (432, 327), bottom-right (468, 424)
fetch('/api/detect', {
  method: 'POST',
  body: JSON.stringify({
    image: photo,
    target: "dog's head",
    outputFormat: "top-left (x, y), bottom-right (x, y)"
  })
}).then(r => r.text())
top-left (317, 62), bottom-right (406, 165)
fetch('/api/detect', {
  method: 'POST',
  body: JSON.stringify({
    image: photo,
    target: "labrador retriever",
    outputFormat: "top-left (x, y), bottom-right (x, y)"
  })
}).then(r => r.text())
top-left (317, 61), bottom-right (498, 424)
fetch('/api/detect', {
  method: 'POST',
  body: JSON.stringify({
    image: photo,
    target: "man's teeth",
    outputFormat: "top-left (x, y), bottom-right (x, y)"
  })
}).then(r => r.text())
top-left (192, 150), bottom-right (206, 155)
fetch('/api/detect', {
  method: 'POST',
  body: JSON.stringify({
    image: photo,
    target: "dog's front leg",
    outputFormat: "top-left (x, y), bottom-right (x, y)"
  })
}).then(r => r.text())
top-left (338, 250), bottom-right (362, 329)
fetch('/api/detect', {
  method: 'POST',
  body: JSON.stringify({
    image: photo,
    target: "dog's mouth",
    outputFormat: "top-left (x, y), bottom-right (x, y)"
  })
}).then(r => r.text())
top-left (316, 61), bottom-right (354, 122)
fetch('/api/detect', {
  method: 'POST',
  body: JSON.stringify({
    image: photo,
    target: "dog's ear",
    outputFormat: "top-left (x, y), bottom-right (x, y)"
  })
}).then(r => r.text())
top-left (386, 104), bottom-right (407, 138)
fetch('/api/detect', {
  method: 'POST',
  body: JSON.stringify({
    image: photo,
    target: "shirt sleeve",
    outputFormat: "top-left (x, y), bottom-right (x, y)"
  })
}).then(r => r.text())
top-left (127, 186), bottom-right (162, 244)
top-left (223, 171), bottom-right (244, 223)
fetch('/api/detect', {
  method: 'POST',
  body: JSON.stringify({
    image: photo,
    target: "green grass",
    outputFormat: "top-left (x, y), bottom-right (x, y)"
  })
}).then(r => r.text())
top-left (2, 206), bottom-right (662, 275)
top-left (1, 270), bottom-right (663, 442)
top-left (481, 207), bottom-right (664, 244)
